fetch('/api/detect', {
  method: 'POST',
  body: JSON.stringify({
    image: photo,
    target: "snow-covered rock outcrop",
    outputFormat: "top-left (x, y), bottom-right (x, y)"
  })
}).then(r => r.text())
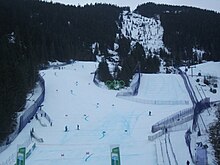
top-left (120, 11), bottom-right (165, 55)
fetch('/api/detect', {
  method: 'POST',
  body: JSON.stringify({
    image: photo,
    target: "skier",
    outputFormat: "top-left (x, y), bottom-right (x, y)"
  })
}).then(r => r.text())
top-left (149, 111), bottom-right (152, 116)
top-left (30, 128), bottom-right (34, 138)
top-left (35, 114), bottom-right (38, 120)
top-left (186, 160), bottom-right (190, 165)
top-left (30, 130), bottom-right (32, 138)
top-left (6, 137), bottom-right (9, 145)
top-left (96, 103), bottom-right (99, 108)
top-left (77, 124), bottom-right (80, 130)
top-left (64, 125), bottom-right (68, 132)
top-left (165, 127), bottom-right (167, 133)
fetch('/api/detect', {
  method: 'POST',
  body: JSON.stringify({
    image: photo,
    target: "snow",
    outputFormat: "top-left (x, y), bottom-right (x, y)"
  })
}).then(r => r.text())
top-left (0, 61), bottom-right (219, 165)
top-left (107, 49), bottom-right (118, 56)
top-left (48, 60), bottom-right (65, 66)
top-left (187, 61), bottom-right (220, 78)
top-left (120, 11), bottom-right (165, 55)
top-left (181, 61), bottom-right (220, 102)
top-left (193, 48), bottom-right (205, 60)
top-left (137, 74), bottom-right (191, 103)
top-left (8, 32), bottom-right (16, 44)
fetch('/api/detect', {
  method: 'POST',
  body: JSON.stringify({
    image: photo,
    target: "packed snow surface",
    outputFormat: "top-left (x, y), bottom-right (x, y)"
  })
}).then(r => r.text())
top-left (1, 61), bottom-right (220, 165)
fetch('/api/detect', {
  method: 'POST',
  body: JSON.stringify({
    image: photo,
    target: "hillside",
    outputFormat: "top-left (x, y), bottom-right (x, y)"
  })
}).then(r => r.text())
top-left (1, 0), bottom-right (220, 146)
top-left (135, 3), bottom-right (220, 64)
top-left (0, 61), bottom-right (219, 165)
top-left (0, 0), bottom-right (124, 141)
top-left (120, 10), bottom-right (164, 54)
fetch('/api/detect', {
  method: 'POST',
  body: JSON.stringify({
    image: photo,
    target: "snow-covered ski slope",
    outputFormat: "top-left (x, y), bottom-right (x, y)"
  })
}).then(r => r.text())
top-left (120, 11), bottom-right (164, 53)
top-left (31, 62), bottom-right (192, 165)
top-left (125, 74), bottom-right (192, 105)
top-left (1, 61), bottom-right (220, 165)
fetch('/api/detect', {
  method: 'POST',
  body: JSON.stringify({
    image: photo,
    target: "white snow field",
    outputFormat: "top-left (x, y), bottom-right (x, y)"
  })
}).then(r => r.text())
top-left (121, 74), bottom-right (191, 106)
top-left (1, 61), bottom-right (220, 165)
top-left (120, 11), bottom-right (166, 54)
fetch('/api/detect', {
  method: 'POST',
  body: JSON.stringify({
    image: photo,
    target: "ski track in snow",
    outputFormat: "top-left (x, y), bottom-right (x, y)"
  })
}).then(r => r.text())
top-left (28, 62), bottom-right (190, 165)
top-left (1, 61), bottom-right (220, 165)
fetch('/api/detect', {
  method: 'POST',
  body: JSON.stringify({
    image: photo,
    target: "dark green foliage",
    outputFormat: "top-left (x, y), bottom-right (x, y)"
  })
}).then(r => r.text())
top-left (117, 57), bottom-right (134, 86)
top-left (130, 43), bottom-right (146, 72)
top-left (97, 60), bottom-right (113, 82)
top-left (1, 0), bottom-right (220, 144)
top-left (0, 35), bottom-right (37, 141)
top-left (145, 55), bottom-right (161, 73)
top-left (117, 36), bottom-right (131, 59)
top-left (135, 3), bottom-right (220, 64)
top-left (0, 0), bottom-right (124, 143)
top-left (117, 42), bottom-right (142, 86)
top-left (0, 0), bottom-right (123, 63)
top-left (131, 43), bottom-right (160, 73)
top-left (117, 42), bottom-right (161, 85)
top-left (115, 37), bottom-right (134, 86)
top-left (211, 89), bottom-right (217, 94)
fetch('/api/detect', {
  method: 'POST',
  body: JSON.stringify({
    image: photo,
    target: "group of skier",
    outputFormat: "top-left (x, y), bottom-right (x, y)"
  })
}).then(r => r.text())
top-left (64, 124), bottom-right (80, 132)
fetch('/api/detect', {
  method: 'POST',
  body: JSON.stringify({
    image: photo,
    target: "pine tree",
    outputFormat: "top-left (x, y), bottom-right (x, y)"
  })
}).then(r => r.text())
top-left (117, 36), bottom-right (131, 59)
top-left (97, 59), bottom-right (113, 82)
top-left (145, 55), bottom-right (160, 73)
top-left (130, 42), bottom-right (146, 72)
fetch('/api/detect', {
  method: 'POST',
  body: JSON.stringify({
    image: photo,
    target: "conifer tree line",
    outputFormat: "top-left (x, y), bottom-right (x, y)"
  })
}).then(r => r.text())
top-left (97, 39), bottom-right (161, 87)
top-left (0, 0), bottom-right (124, 142)
top-left (135, 3), bottom-right (220, 66)
top-left (0, 0), bottom-right (220, 142)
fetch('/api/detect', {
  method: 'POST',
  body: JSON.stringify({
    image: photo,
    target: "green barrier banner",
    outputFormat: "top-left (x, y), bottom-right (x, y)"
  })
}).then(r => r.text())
top-left (17, 147), bottom-right (26, 165)
top-left (111, 146), bottom-right (121, 165)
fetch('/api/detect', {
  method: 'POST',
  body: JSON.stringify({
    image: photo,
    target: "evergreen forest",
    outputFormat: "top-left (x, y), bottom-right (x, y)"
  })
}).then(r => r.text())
top-left (135, 3), bottom-right (220, 65)
top-left (0, 0), bottom-right (220, 143)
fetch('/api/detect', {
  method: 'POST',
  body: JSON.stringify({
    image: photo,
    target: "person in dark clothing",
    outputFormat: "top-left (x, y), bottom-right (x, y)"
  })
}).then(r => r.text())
top-left (165, 128), bottom-right (167, 133)
top-left (64, 126), bottom-right (68, 132)
top-left (35, 114), bottom-right (38, 120)
top-left (186, 160), bottom-right (190, 165)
